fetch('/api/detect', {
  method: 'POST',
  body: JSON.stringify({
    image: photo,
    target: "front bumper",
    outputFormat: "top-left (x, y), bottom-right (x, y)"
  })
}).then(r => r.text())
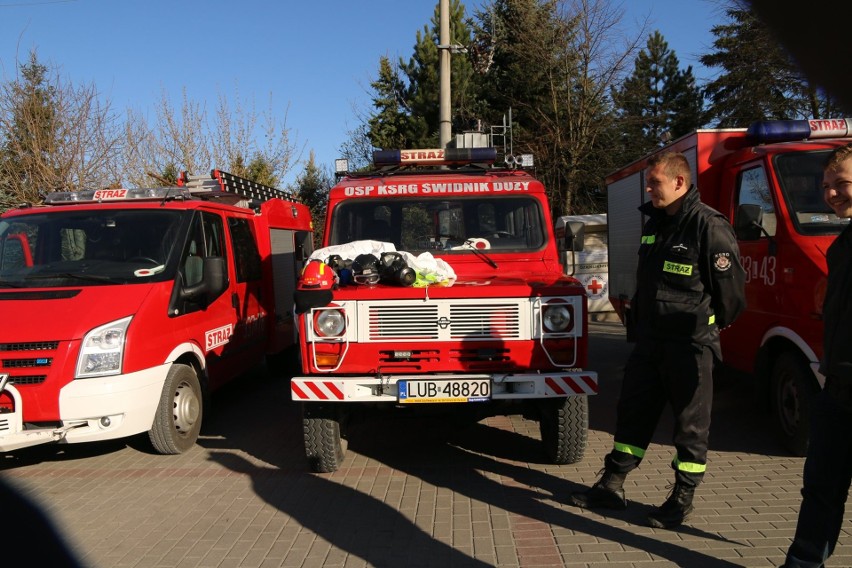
top-left (0, 363), bottom-right (169, 452)
top-left (291, 371), bottom-right (598, 402)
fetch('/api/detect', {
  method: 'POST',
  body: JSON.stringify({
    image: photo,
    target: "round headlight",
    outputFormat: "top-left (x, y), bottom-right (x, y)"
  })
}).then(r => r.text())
top-left (315, 309), bottom-right (346, 337)
top-left (543, 304), bottom-right (572, 332)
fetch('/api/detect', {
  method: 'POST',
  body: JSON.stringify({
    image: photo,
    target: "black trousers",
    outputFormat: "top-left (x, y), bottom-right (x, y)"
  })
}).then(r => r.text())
top-left (785, 385), bottom-right (852, 567)
top-left (604, 339), bottom-right (715, 487)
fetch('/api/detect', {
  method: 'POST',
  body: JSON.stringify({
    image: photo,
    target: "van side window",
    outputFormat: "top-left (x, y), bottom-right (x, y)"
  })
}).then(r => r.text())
top-left (737, 166), bottom-right (776, 237)
top-left (180, 212), bottom-right (226, 287)
top-left (229, 217), bottom-right (261, 282)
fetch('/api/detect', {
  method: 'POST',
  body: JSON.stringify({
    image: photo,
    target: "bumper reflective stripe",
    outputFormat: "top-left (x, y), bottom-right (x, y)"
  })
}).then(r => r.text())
top-left (673, 457), bottom-right (706, 473)
top-left (614, 442), bottom-right (646, 458)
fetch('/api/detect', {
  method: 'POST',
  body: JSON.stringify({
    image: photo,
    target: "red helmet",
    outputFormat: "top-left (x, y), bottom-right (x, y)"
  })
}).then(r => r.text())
top-left (298, 260), bottom-right (336, 291)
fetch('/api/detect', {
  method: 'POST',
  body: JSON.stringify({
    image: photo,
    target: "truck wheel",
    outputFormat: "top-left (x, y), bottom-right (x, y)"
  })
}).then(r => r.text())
top-left (303, 404), bottom-right (348, 473)
top-left (149, 364), bottom-right (203, 455)
top-left (771, 351), bottom-right (819, 457)
top-left (539, 396), bottom-right (588, 464)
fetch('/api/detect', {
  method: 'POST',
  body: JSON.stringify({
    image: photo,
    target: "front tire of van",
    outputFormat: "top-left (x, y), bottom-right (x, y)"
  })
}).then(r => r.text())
top-left (539, 396), bottom-right (588, 464)
top-left (771, 351), bottom-right (818, 457)
top-left (149, 364), bottom-right (203, 454)
top-left (303, 403), bottom-right (348, 473)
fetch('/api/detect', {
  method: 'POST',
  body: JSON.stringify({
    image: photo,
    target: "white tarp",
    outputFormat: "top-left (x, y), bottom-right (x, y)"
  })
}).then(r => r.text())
top-left (309, 240), bottom-right (457, 287)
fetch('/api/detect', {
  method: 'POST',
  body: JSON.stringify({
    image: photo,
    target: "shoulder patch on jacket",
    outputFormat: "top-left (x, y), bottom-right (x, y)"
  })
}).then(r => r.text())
top-left (713, 252), bottom-right (733, 272)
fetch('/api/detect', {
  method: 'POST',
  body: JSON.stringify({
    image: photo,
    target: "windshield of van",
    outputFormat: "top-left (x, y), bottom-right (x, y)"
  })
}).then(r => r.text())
top-left (0, 209), bottom-right (184, 288)
top-left (774, 150), bottom-right (850, 236)
top-left (328, 196), bottom-right (546, 253)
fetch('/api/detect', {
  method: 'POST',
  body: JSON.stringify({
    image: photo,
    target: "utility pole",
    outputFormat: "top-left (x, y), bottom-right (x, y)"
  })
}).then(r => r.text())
top-left (439, 0), bottom-right (451, 148)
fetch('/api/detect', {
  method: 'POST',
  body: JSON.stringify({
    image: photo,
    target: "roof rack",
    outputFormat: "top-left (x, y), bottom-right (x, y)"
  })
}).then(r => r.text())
top-left (178, 170), bottom-right (298, 207)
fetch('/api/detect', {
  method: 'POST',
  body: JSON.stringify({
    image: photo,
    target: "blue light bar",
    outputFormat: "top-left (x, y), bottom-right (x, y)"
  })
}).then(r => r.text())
top-left (747, 118), bottom-right (852, 143)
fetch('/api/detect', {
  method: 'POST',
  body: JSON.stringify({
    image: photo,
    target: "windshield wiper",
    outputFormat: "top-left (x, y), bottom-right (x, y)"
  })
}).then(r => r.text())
top-left (463, 239), bottom-right (498, 269)
top-left (24, 272), bottom-right (120, 284)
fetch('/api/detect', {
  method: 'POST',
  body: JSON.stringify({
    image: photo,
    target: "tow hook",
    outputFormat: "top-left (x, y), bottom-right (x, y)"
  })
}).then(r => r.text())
top-left (374, 370), bottom-right (388, 396)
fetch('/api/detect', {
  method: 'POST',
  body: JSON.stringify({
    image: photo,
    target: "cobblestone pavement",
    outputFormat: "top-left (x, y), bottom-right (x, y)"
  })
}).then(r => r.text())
top-left (2, 320), bottom-right (850, 567)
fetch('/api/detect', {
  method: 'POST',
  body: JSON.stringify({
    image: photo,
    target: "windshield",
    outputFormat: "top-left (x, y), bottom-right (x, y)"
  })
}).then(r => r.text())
top-left (0, 209), bottom-right (185, 288)
top-left (328, 196), bottom-right (546, 253)
top-left (774, 150), bottom-right (851, 236)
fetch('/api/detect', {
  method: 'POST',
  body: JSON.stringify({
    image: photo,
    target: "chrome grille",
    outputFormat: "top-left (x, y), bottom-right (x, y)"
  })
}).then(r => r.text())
top-left (361, 300), bottom-right (526, 342)
top-left (449, 303), bottom-right (520, 339)
top-left (366, 304), bottom-right (439, 340)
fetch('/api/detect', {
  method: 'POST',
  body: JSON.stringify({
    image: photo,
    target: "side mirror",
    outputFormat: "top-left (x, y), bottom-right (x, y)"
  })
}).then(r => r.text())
top-left (180, 256), bottom-right (228, 306)
top-left (554, 219), bottom-right (586, 276)
top-left (735, 204), bottom-right (763, 241)
top-left (735, 203), bottom-right (777, 255)
top-left (555, 218), bottom-right (585, 252)
top-left (565, 221), bottom-right (585, 252)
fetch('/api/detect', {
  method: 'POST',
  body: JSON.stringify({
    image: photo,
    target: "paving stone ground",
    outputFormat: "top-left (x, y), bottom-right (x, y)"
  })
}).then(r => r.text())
top-left (2, 320), bottom-right (849, 567)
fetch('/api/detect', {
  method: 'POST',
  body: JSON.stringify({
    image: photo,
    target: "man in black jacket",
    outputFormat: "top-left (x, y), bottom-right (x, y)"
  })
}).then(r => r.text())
top-left (569, 151), bottom-right (746, 529)
top-left (782, 143), bottom-right (852, 568)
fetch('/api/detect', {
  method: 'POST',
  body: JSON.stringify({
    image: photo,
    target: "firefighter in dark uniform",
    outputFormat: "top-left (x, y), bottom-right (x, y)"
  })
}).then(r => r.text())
top-left (783, 143), bottom-right (852, 568)
top-left (570, 151), bottom-right (746, 529)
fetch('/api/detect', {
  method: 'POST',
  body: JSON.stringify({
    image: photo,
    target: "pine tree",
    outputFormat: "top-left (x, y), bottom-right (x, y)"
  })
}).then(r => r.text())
top-left (0, 52), bottom-right (60, 208)
top-left (401, 0), bottom-right (481, 143)
top-left (367, 57), bottom-right (417, 150)
top-left (700, 6), bottom-right (832, 125)
top-left (295, 151), bottom-right (332, 248)
top-left (612, 31), bottom-right (704, 163)
top-left (367, 0), bottom-right (479, 150)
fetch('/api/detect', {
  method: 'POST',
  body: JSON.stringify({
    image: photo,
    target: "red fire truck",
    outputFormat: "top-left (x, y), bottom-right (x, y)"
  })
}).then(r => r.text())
top-left (0, 171), bottom-right (313, 453)
top-left (606, 118), bottom-right (852, 456)
top-left (291, 147), bottom-right (598, 473)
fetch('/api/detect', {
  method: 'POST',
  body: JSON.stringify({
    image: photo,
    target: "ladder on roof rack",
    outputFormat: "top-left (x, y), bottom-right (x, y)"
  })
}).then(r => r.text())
top-left (178, 169), bottom-right (298, 205)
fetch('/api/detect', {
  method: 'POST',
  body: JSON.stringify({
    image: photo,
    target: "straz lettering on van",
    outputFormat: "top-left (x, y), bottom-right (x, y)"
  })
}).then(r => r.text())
top-left (342, 181), bottom-right (531, 197)
top-left (400, 149), bottom-right (444, 162)
top-left (93, 189), bottom-right (128, 200)
top-left (663, 261), bottom-right (693, 276)
top-left (205, 324), bottom-right (234, 351)
top-left (809, 119), bottom-right (851, 137)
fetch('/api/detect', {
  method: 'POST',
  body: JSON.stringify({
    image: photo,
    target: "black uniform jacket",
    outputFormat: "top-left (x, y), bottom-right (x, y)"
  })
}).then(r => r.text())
top-left (821, 222), bottom-right (852, 384)
top-left (628, 185), bottom-right (746, 358)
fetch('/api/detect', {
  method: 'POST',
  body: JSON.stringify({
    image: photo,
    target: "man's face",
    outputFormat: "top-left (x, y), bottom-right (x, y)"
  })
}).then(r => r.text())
top-left (645, 164), bottom-right (685, 213)
top-left (823, 157), bottom-right (852, 219)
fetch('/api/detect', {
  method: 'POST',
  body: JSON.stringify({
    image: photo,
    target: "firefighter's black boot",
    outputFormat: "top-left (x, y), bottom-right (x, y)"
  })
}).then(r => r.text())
top-left (569, 470), bottom-right (628, 510)
top-left (647, 483), bottom-right (695, 529)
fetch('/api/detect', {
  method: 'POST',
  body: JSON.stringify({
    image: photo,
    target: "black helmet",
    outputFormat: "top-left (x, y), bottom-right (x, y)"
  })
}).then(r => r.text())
top-left (325, 254), bottom-right (346, 272)
top-left (351, 253), bottom-right (381, 285)
top-left (379, 252), bottom-right (416, 286)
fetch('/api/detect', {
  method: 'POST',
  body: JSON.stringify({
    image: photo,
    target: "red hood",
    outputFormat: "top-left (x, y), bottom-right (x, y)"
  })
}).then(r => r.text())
top-left (0, 285), bottom-right (154, 342)
top-left (331, 271), bottom-right (584, 300)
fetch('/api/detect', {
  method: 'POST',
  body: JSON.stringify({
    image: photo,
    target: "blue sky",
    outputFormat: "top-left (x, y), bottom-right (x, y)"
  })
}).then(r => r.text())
top-left (0, 0), bottom-right (725, 187)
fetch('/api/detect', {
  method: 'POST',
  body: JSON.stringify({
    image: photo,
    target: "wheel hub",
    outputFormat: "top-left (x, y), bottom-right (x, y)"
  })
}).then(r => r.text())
top-left (173, 381), bottom-right (201, 434)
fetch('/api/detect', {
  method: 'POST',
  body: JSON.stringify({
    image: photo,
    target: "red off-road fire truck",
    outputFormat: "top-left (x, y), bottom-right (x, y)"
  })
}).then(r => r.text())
top-left (606, 118), bottom-right (852, 455)
top-left (0, 171), bottom-right (313, 454)
top-left (291, 147), bottom-right (598, 473)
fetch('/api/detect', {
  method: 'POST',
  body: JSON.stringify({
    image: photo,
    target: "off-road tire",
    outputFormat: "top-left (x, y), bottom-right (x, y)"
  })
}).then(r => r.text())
top-left (149, 364), bottom-right (203, 454)
top-left (539, 396), bottom-right (588, 464)
top-left (772, 351), bottom-right (819, 457)
top-left (303, 404), bottom-right (348, 473)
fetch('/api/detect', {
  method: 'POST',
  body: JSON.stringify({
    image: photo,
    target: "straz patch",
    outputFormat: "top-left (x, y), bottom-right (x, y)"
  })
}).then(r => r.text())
top-left (713, 252), bottom-right (733, 272)
top-left (205, 324), bottom-right (233, 351)
top-left (663, 261), bottom-right (693, 276)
